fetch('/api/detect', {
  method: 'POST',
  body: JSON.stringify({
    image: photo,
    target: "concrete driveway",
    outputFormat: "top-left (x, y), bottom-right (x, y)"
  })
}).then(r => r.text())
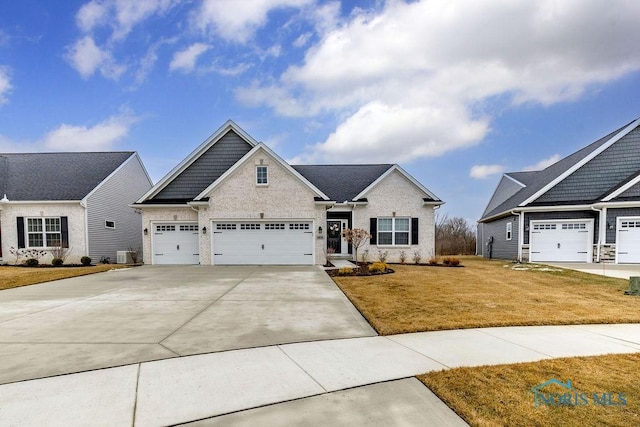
top-left (545, 263), bottom-right (640, 279)
top-left (0, 266), bottom-right (375, 385)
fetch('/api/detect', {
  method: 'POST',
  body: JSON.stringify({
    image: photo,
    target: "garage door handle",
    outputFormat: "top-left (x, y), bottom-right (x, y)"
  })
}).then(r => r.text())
top-left (557, 243), bottom-right (561, 249)
top-left (177, 245), bottom-right (180, 251)
top-left (262, 244), bottom-right (264, 250)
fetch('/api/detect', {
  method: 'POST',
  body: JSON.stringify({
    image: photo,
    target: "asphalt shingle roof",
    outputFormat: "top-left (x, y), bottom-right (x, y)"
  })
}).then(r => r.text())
top-left (480, 120), bottom-right (635, 221)
top-left (0, 152), bottom-right (134, 201)
top-left (292, 164), bottom-right (395, 202)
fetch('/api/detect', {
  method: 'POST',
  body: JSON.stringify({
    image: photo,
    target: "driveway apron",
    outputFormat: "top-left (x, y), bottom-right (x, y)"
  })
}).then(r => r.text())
top-left (0, 265), bottom-right (375, 385)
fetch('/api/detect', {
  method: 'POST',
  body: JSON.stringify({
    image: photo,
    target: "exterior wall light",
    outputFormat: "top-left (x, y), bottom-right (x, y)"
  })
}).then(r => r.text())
top-left (144, 228), bottom-right (148, 235)
top-left (202, 226), bottom-right (207, 235)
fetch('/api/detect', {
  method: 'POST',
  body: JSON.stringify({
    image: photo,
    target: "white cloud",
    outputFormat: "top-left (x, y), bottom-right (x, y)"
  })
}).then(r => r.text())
top-left (195, 0), bottom-right (313, 43)
top-left (0, 66), bottom-right (11, 105)
top-left (293, 32), bottom-right (311, 48)
top-left (65, 36), bottom-right (125, 79)
top-left (76, 0), bottom-right (108, 32)
top-left (470, 164), bottom-right (505, 179)
top-left (238, 0), bottom-right (640, 163)
top-left (524, 154), bottom-right (561, 171)
top-left (42, 111), bottom-right (138, 151)
top-left (169, 43), bottom-right (211, 72)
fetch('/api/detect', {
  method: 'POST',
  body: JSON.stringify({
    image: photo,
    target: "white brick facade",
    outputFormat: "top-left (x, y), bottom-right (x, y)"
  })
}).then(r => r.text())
top-left (0, 203), bottom-right (87, 264)
top-left (200, 149), bottom-right (326, 265)
top-left (353, 170), bottom-right (437, 263)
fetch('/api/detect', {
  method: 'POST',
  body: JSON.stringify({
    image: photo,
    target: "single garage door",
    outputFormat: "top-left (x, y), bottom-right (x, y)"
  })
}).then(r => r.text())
top-left (530, 220), bottom-right (592, 263)
top-left (617, 218), bottom-right (640, 264)
top-left (153, 223), bottom-right (199, 264)
top-left (213, 221), bottom-right (313, 265)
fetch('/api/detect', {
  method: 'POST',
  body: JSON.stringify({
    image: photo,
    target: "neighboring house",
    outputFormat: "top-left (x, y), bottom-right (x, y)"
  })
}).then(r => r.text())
top-left (0, 152), bottom-right (152, 264)
top-left (132, 120), bottom-right (443, 265)
top-left (478, 117), bottom-right (640, 264)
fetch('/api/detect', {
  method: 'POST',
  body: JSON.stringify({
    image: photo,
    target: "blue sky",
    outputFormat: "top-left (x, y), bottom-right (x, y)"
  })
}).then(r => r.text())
top-left (1, 0), bottom-right (639, 221)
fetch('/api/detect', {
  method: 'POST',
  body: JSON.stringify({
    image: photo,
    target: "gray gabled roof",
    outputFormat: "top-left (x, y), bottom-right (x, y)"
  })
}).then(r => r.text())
top-left (0, 152), bottom-right (134, 201)
top-left (292, 164), bottom-right (395, 202)
top-left (480, 120), bottom-right (636, 221)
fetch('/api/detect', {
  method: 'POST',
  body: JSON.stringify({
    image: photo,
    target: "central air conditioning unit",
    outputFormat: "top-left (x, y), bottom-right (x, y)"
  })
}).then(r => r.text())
top-left (117, 251), bottom-right (134, 264)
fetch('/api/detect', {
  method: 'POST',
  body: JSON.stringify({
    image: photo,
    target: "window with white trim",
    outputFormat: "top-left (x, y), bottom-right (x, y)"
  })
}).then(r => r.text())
top-left (506, 222), bottom-right (512, 241)
top-left (27, 217), bottom-right (61, 247)
top-left (256, 166), bottom-right (268, 185)
top-left (105, 220), bottom-right (116, 229)
top-left (377, 217), bottom-right (410, 246)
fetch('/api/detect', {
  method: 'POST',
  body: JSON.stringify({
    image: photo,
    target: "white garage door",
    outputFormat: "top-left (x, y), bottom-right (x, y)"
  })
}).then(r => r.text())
top-left (213, 221), bottom-right (313, 265)
top-left (530, 221), bottom-right (592, 263)
top-left (153, 224), bottom-right (199, 265)
top-left (617, 218), bottom-right (640, 264)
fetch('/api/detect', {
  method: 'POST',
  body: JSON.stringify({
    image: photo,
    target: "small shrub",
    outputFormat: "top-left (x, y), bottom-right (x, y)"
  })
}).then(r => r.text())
top-left (412, 250), bottom-right (422, 264)
top-left (24, 258), bottom-right (39, 267)
top-left (337, 267), bottom-right (354, 276)
top-left (377, 250), bottom-right (389, 263)
top-left (81, 256), bottom-right (92, 266)
top-left (399, 250), bottom-right (407, 264)
top-left (49, 245), bottom-right (70, 264)
top-left (51, 257), bottom-right (64, 266)
top-left (428, 257), bottom-right (439, 265)
top-left (369, 262), bottom-right (389, 273)
top-left (442, 257), bottom-right (461, 266)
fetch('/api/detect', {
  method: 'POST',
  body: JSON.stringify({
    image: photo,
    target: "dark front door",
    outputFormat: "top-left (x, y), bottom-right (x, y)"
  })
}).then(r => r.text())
top-left (327, 220), bottom-right (342, 254)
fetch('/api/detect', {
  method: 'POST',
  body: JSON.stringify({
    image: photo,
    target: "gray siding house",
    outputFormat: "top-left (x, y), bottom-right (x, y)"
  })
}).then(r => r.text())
top-left (0, 152), bottom-right (152, 264)
top-left (133, 120), bottom-right (443, 265)
top-left (478, 117), bottom-right (640, 264)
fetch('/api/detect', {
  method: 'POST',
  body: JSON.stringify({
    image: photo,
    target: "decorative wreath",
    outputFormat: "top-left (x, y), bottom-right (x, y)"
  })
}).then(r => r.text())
top-left (329, 223), bottom-right (340, 232)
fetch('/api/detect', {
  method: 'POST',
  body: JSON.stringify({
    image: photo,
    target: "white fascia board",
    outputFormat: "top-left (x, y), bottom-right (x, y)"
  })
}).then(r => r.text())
top-left (480, 204), bottom-right (594, 222)
top-left (601, 173), bottom-right (640, 201)
top-left (353, 164), bottom-right (441, 201)
top-left (129, 204), bottom-right (192, 209)
top-left (194, 143), bottom-right (330, 201)
top-left (594, 200), bottom-right (640, 208)
top-left (136, 120), bottom-right (258, 203)
top-left (3, 200), bottom-right (82, 205)
top-left (520, 117), bottom-right (640, 206)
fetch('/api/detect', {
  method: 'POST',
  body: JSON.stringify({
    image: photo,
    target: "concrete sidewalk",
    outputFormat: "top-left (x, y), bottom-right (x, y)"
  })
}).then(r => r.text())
top-left (1, 323), bottom-right (639, 426)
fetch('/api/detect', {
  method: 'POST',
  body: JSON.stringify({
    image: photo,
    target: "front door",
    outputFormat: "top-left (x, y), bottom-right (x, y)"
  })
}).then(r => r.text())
top-left (327, 220), bottom-right (342, 254)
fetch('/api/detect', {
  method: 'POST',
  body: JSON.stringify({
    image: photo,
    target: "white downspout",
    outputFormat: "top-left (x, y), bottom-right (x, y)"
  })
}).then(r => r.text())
top-left (511, 210), bottom-right (523, 262)
top-left (591, 206), bottom-right (603, 262)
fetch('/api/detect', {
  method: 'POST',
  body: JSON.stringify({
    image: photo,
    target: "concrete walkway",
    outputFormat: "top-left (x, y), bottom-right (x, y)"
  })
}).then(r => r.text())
top-left (2, 323), bottom-right (639, 426)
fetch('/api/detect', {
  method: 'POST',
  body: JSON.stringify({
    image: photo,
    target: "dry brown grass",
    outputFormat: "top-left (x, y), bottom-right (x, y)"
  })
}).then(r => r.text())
top-left (332, 256), bottom-right (640, 334)
top-left (419, 353), bottom-right (640, 427)
top-left (0, 264), bottom-right (130, 290)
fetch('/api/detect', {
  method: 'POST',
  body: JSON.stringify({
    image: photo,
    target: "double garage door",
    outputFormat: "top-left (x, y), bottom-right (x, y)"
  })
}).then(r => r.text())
top-left (212, 221), bottom-right (313, 265)
top-left (152, 221), bottom-right (314, 265)
top-left (530, 220), bottom-right (592, 263)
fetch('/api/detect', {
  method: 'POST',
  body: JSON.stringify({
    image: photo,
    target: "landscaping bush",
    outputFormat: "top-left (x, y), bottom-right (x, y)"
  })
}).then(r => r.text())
top-left (412, 250), bottom-right (422, 264)
top-left (24, 258), bottom-right (39, 267)
top-left (81, 256), bottom-right (92, 266)
top-left (428, 257), bottom-right (439, 265)
top-left (442, 257), bottom-right (461, 266)
top-left (51, 257), bottom-right (64, 266)
top-left (369, 262), bottom-right (389, 273)
top-left (337, 267), bottom-right (354, 276)
top-left (399, 250), bottom-right (407, 264)
top-left (377, 250), bottom-right (389, 263)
